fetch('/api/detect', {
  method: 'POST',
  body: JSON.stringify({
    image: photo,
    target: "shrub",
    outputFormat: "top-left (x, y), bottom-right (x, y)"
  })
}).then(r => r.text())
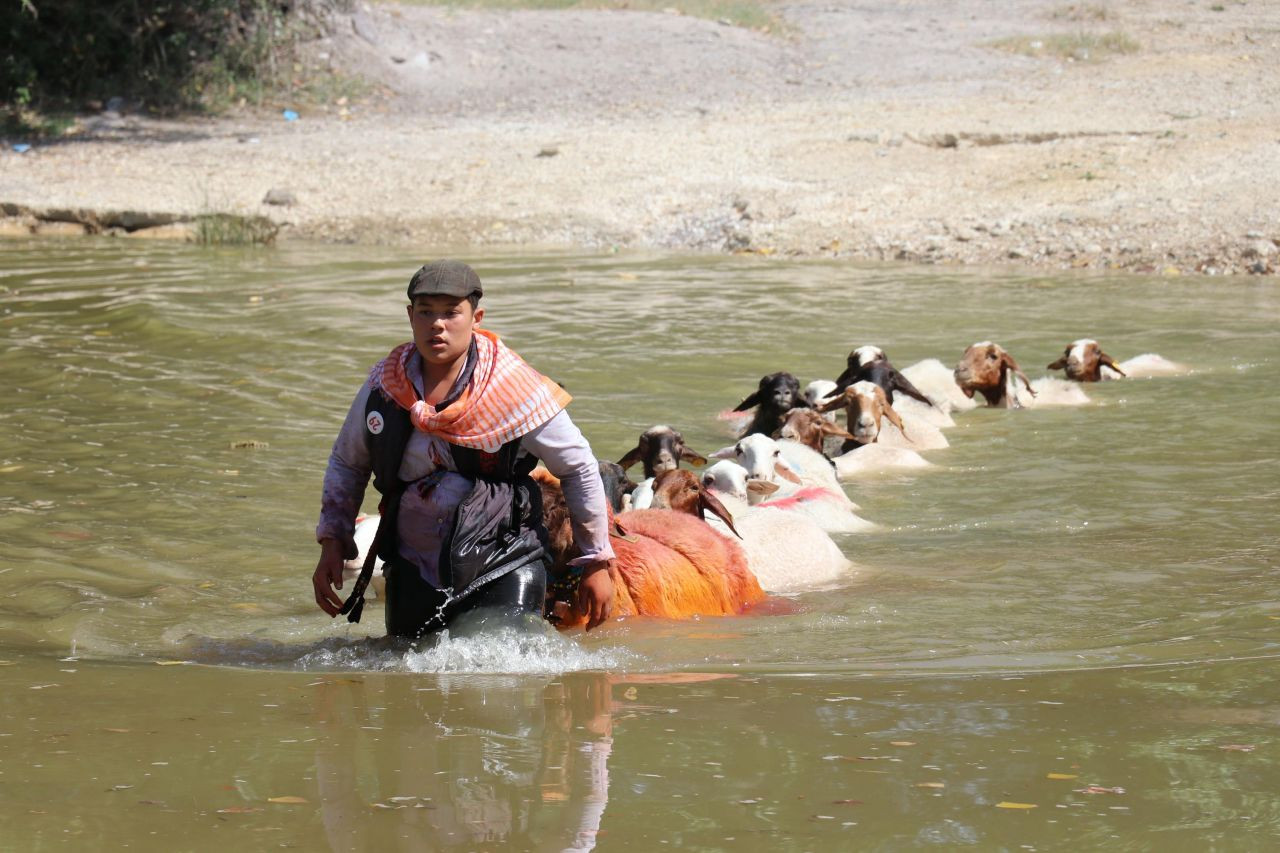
top-left (1, 1), bottom-right (340, 111)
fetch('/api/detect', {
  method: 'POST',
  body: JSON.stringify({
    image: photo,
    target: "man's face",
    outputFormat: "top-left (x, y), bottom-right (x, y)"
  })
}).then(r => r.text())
top-left (407, 295), bottom-right (484, 368)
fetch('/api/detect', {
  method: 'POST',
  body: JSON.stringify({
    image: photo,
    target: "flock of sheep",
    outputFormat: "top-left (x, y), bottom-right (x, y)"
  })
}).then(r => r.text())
top-left (534, 338), bottom-right (1185, 628)
top-left (348, 338), bottom-right (1183, 631)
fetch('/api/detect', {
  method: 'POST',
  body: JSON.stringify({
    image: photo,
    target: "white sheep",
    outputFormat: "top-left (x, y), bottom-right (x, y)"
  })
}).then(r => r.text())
top-left (701, 455), bottom-right (874, 534)
top-left (695, 461), bottom-right (855, 592)
top-left (816, 380), bottom-right (950, 451)
top-left (829, 443), bottom-right (932, 479)
top-left (1113, 353), bottom-right (1189, 378)
top-left (900, 358), bottom-right (979, 414)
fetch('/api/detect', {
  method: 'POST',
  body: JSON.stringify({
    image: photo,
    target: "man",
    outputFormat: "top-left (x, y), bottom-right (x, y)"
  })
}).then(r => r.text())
top-left (313, 260), bottom-right (614, 636)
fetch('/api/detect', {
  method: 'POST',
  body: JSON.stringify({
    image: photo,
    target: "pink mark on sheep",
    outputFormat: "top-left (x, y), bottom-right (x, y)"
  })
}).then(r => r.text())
top-left (758, 486), bottom-right (840, 511)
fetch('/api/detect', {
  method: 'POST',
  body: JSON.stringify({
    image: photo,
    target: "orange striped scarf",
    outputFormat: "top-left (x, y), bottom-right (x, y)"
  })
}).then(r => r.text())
top-left (372, 329), bottom-right (571, 451)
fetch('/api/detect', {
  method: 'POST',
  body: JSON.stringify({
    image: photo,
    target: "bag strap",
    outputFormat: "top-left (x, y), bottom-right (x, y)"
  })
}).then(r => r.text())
top-left (337, 503), bottom-right (388, 624)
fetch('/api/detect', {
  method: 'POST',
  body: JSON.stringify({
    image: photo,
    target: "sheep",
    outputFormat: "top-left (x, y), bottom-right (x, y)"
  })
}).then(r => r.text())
top-left (953, 341), bottom-right (1039, 408)
top-left (532, 468), bottom-right (766, 628)
top-left (1047, 340), bottom-right (1188, 380)
top-left (829, 443), bottom-right (932, 479)
top-left (702, 447), bottom-right (874, 533)
top-left (712, 433), bottom-right (843, 498)
top-left (616, 425), bottom-right (707, 479)
top-left (776, 407), bottom-right (856, 455)
top-left (596, 460), bottom-right (637, 514)
top-left (732, 371), bottom-right (809, 437)
top-left (954, 341), bottom-right (1093, 408)
top-left (816, 381), bottom-right (950, 452)
top-left (626, 476), bottom-right (654, 512)
top-left (647, 468), bottom-right (741, 536)
top-left (803, 379), bottom-right (838, 411)
top-left (896, 358), bottom-right (973, 417)
top-left (691, 463), bottom-right (854, 592)
top-left (1113, 353), bottom-right (1188, 377)
top-left (832, 345), bottom-right (935, 407)
top-left (891, 392), bottom-right (957, 429)
top-left (1047, 338), bottom-right (1126, 382)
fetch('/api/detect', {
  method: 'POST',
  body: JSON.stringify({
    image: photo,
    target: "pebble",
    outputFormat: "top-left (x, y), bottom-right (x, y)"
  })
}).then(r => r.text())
top-left (262, 188), bottom-right (298, 206)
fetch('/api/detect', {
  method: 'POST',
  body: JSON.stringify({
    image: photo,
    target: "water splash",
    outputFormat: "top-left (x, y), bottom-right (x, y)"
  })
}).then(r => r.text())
top-left (298, 611), bottom-right (642, 674)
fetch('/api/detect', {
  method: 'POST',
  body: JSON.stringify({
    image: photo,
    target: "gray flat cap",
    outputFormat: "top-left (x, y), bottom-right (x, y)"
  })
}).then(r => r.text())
top-left (407, 259), bottom-right (483, 300)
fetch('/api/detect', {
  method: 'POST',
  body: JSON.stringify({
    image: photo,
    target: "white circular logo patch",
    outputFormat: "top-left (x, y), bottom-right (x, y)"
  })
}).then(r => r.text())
top-left (366, 411), bottom-right (385, 435)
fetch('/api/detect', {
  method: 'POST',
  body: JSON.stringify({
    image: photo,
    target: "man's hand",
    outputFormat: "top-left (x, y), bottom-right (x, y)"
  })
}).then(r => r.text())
top-left (313, 539), bottom-right (346, 617)
top-left (575, 560), bottom-right (615, 631)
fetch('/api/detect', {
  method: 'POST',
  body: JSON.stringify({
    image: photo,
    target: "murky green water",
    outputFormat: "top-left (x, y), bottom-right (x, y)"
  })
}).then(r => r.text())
top-left (1, 239), bottom-right (1277, 849)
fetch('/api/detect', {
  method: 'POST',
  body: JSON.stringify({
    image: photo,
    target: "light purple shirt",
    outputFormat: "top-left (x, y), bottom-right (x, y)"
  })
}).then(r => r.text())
top-left (316, 349), bottom-right (614, 588)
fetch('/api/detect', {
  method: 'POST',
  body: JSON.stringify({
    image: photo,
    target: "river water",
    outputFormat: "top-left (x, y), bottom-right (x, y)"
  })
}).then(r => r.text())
top-left (1, 238), bottom-right (1277, 849)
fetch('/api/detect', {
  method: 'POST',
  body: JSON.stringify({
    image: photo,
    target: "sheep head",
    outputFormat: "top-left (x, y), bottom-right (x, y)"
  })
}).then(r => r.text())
top-left (700, 460), bottom-right (782, 505)
top-left (710, 434), bottom-right (803, 485)
top-left (817, 381), bottom-right (908, 445)
top-left (777, 407), bottom-right (855, 453)
top-left (1047, 338), bottom-right (1125, 382)
top-left (617, 424), bottom-right (708, 478)
top-left (953, 341), bottom-right (1036, 408)
top-left (651, 469), bottom-right (741, 538)
top-left (733, 371), bottom-right (805, 415)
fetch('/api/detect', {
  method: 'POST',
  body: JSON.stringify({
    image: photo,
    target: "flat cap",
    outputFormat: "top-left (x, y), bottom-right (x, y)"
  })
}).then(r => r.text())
top-left (407, 260), bottom-right (483, 301)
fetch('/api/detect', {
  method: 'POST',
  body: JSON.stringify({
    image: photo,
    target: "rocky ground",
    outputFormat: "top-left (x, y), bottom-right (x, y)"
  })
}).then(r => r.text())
top-left (1, 0), bottom-right (1277, 276)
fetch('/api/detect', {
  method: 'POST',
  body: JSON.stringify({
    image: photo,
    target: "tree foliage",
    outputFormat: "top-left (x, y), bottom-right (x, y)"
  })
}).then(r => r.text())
top-left (2, 1), bottom-right (326, 109)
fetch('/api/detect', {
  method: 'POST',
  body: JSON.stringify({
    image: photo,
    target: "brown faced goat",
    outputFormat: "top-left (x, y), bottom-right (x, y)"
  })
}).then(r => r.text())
top-left (953, 341), bottom-right (1037, 408)
top-left (1047, 339), bottom-right (1127, 382)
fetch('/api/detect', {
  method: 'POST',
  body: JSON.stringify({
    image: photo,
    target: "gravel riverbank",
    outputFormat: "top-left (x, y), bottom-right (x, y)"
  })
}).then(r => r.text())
top-left (2, 0), bottom-right (1276, 276)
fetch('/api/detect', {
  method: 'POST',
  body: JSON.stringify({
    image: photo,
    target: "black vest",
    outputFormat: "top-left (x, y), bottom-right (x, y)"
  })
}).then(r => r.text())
top-left (362, 387), bottom-right (549, 599)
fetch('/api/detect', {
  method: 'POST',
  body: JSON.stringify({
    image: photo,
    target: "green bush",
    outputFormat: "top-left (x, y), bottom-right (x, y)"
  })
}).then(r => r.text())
top-left (1, 0), bottom-right (330, 111)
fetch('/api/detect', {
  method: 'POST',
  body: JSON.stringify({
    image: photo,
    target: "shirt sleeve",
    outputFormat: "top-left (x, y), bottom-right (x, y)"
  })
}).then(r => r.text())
top-left (521, 410), bottom-right (615, 566)
top-left (315, 380), bottom-right (375, 560)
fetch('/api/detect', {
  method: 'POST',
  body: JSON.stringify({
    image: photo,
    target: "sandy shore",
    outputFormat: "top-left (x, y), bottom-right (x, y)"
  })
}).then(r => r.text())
top-left (2, 0), bottom-right (1277, 276)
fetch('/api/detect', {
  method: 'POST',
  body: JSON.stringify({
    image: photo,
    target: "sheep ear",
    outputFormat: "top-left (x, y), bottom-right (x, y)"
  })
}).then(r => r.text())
top-left (616, 444), bottom-right (645, 471)
top-left (698, 489), bottom-right (742, 539)
top-left (1100, 352), bottom-right (1126, 376)
top-left (709, 445), bottom-right (737, 460)
top-left (880, 398), bottom-right (911, 442)
top-left (774, 460), bottom-right (803, 484)
top-left (679, 447), bottom-right (708, 467)
top-left (1047, 355), bottom-right (1068, 370)
top-left (732, 391), bottom-right (761, 412)
top-left (892, 371), bottom-right (934, 406)
top-left (821, 420), bottom-right (856, 441)
top-left (747, 479), bottom-right (781, 498)
top-left (815, 391), bottom-right (847, 414)
top-left (1000, 349), bottom-right (1036, 395)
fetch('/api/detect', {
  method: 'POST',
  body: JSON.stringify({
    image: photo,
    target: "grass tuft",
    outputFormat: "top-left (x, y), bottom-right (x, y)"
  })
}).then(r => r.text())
top-left (395, 0), bottom-right (782, 32)
top-left (990, 30), bottom-right (1139, 63)
top-left (1050, 3), bottom-right (1113, 22)
top-left (194, 214), bottom-right (279, 246)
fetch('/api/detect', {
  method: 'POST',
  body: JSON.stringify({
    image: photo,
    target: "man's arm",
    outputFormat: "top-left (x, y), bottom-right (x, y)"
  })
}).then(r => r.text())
top-left (313, 381), bottom-right (376, 616)
top-left (522, 411), bottom-right (616, 630)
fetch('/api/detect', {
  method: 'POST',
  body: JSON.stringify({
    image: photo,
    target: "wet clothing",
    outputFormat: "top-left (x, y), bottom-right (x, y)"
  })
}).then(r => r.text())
top-left (383, 557), bottom-right (546, 637)
top-left (317, 339), bottom-right (613, 637)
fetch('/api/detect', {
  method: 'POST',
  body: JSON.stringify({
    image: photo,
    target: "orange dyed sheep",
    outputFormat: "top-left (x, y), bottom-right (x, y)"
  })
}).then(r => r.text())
top-left (532, 469), bottom-right (765, 628)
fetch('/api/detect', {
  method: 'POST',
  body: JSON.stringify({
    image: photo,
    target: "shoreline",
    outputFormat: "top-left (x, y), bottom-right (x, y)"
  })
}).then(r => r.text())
top-left (2, 1), bottom-right (1276, 277)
